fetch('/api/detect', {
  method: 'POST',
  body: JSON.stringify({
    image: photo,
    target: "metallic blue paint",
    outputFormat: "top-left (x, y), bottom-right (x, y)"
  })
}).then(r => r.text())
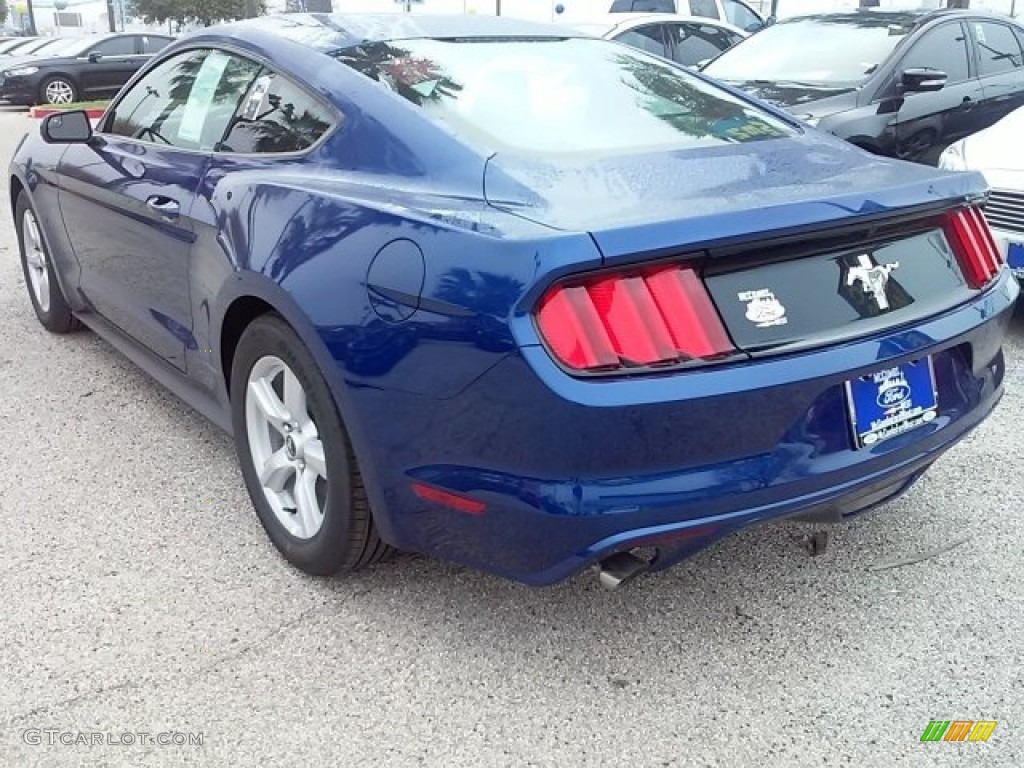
top-left (8, 14), bottom-right (1018, 585)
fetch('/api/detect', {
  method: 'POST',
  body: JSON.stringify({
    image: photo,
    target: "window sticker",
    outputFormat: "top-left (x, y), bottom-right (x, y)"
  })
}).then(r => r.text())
top-left (178, 51), bottom-right (231, 144)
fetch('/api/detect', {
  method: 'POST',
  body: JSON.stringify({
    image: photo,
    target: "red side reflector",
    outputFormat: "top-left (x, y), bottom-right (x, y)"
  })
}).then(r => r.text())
top-left (412, 482), bottom-right (486, 515)
top-left (946, 207), bottom-right (1003, 289)
top-left (535, 264), bottom-right (734, 373)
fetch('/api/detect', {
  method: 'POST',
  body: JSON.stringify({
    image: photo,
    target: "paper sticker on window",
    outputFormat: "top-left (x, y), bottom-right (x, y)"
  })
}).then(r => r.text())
top-left (241, 74), bottom-right (273, 122)
top-left (178, 51), bottom-right (231, 145)
top-left (974, 24), bottom-right (986, 44)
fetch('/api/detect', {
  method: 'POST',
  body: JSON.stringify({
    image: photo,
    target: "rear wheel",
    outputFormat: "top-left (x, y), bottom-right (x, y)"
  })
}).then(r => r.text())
top-left (15, 193), bottom-right (79, 333)
top-left (230, 314), bottom-right (393, 575)
top-left (39, 76), bottom-right (76, 106)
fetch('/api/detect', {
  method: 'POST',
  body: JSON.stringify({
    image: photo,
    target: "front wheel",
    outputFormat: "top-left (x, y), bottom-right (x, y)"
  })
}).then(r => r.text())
top-left (39, 76), bottom-right (77, 106)
top-left (230, 314), bottom-right (393, 576)
top-left (15, 193), bottom-right (79, 333)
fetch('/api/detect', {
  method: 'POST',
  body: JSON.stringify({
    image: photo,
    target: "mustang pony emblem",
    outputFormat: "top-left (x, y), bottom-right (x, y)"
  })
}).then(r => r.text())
top-left (846, 253), bottom-right (899, 311)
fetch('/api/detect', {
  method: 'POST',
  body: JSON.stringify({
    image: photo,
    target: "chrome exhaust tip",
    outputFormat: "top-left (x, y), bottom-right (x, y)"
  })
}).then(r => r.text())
top-left (598, 551), bottom-right (650, 590)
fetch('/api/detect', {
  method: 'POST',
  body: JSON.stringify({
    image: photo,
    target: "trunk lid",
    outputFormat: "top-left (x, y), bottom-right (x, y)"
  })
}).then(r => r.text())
top-left (486, 133), bottom-right (992, 358)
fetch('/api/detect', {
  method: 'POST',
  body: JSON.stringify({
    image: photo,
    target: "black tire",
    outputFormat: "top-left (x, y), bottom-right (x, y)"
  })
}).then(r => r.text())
top-left (15, 193), bottom-right (80, 334)
top-left (38, 75), bottom-right (77, 106)
top-left (230, 313), bottom-right (393, 576)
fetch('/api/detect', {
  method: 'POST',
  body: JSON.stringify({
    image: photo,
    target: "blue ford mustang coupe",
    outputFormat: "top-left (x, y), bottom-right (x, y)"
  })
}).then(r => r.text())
top-left (9, 14), bottom-right (1018, 587)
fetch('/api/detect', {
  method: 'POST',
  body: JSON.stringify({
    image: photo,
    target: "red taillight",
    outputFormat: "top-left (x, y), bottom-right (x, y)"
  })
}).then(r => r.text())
top-left (946, 207), bottom-right (1004, 289)
top-left (535, 264), bottom-right (734, 373)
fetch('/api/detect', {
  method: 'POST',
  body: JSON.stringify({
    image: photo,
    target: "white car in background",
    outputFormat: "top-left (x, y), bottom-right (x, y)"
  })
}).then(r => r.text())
top-left (571, 13), bottom-right (747, 68)
top-left (940, 106), bottom-right (1024, 278)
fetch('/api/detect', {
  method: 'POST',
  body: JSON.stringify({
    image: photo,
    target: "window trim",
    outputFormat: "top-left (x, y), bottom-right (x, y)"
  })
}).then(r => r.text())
top-left (97, 43), bottom-right (342, 160)
top-left (968, 19), bottom-right (1024, 79)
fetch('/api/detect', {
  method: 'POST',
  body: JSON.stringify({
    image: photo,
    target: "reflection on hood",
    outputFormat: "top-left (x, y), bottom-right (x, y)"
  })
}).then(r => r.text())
top-left (726, 80), bottom-right (858, 109)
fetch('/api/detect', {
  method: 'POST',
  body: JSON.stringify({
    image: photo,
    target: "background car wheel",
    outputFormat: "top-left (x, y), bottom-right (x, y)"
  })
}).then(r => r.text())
top-left (39, 76), bottom-right (77, 106)
top-left (15, 193), bottom-right (80, 334)
top-left (230, 314), bottom-right (393, 576)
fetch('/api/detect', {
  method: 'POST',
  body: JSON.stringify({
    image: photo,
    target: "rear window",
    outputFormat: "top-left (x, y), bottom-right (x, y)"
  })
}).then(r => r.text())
top-left (336, 38), bottom-right (793, 156)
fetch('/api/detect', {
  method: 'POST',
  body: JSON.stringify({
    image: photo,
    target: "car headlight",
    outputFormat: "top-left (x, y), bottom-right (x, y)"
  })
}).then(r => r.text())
top-left (4, 66), bottom-right (38, 77)
top-left (938, 141), bottom-right (968, 171)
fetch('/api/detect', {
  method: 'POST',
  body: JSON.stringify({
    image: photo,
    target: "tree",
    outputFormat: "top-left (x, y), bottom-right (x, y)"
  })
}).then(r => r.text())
top-left (0, 0), bottom-right (8, 26)
top-left (130, 0), bottom-right (264, 27)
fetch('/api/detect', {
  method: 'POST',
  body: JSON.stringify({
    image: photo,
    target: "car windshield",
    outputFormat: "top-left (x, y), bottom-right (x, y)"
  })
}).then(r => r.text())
top-left (0, 39), bottom-right (34, 54)
top-left (704, 14), bottom-right (916, 86)
top-left (31, 37), bottom-right (99, 57)
top-left (336, 37), bottom-right (794, 156)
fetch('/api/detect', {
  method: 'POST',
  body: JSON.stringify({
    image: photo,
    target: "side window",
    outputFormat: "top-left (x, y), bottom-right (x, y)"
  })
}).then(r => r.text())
top-left (722, 0), bottom-right (761, 32)
top-left (105, 50), bottom-right (261, 151)
top-left (142, 36), bottom-right (172, 55)
top-left (900, 23), bottom-right (970, 83)
top-left (687, 0), bottom-right (720, 20)
top-left (609, 0), bottom-right (673, 10)
top-left (971, 22), bottom-right (1024, 77)
top-left (615, 25), bottom-right (670, 58)
top-left (672, 23), bottom-right (739, 67)
top-left (218, 72), bottom-right (334, 154)
top-left (90, 37), bottom-right (137, 57)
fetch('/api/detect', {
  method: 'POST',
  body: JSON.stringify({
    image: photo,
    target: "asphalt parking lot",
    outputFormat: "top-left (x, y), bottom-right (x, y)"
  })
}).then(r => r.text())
top-left (0, 108), bottom-right (1022, 768)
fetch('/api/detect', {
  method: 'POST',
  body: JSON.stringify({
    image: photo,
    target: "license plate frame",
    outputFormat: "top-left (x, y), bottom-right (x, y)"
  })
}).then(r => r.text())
top-left (845, 358), bottom-right (938, 449)
top-left (1007, 241), bottom-right (1024, 273)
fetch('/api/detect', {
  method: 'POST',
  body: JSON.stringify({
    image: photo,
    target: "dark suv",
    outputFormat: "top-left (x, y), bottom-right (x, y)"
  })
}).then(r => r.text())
top-left (0, 33), bottom-right (172, 106)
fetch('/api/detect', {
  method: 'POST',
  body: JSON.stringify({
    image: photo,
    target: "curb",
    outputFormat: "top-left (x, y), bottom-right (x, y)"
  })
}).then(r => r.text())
top-left (30, 106), bottom-right (106, 119)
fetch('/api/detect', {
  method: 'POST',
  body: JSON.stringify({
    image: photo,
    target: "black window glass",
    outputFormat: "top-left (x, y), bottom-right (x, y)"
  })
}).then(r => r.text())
top-left (971, 22), bottom-right (1024, 77)
top-left (616, 25), bottom-right (669, 58)
top-left (106, 50), bottom-right (261, 151)
top-left (91, 37), bottom-right (137, 57)
top-left (218, 73), bottom-right (333, 154)
top-left (337, 38), bottom-right (794, 156)
top-left (142, 36), bottom-right (172, 54)
top-left (687, 0), bottom-right (720, 19)
top-left (671, 23), bottom-right (740, 66)
top-left (901, 23), bottom-right (970, 83)
top-left (610, 0), bottom-right (674, 11)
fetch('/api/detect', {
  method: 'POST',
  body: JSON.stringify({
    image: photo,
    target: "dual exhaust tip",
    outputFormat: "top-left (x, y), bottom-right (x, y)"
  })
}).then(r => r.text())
top-left (597, 551), bottom-right (650, 590)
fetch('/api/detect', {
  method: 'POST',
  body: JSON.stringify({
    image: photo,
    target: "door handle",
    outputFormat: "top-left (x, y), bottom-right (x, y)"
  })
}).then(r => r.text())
top-left (146, 195), bottom-right (180, 218)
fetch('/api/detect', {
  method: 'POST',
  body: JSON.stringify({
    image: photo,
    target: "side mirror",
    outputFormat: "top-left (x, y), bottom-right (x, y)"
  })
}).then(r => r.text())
top-left (41, 110), bottom-right (93, 144)
top-left (764, 15), bottom-right (776, 26)
top-left (901, 68), bottom-right (947, 93)
top-left (745, 21), bottom-right (765, 32)
top-left (87, 51), bottom-right (102, 63)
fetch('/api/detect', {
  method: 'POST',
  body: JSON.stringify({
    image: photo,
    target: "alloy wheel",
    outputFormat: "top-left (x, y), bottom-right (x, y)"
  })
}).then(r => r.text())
top-left (245, 355), bottom-right (328, 540)
top-left (22, 209), bottom-right (50, 313)
top-left (45, 80), bottom-right (74, 105)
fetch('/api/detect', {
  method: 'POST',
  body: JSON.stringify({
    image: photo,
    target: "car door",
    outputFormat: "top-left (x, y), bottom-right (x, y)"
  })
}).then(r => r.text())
top-left (667, 21), bottom-right (743, 68)
top-left (613, 24), bottom-right (672, 60)
top-left (887, 21), bottom-right (981, 162)
top-left (57, 48), bottom-right (261, 368)
top-left (968, 20), bottom-right (1024, 130)
top-left (78, 36), bottom-right (141, 97)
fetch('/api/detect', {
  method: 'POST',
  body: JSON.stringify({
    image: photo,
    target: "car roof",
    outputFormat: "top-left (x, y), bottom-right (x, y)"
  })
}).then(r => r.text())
top-left (201, 12), bottom-right (584, 53)
top-left (569, 12), bottom-right (745, 36)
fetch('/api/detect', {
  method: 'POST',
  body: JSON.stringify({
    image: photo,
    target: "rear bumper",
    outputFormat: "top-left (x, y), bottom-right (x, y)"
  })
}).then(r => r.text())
top-left (350, 271), bottom-right (1018, 585)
